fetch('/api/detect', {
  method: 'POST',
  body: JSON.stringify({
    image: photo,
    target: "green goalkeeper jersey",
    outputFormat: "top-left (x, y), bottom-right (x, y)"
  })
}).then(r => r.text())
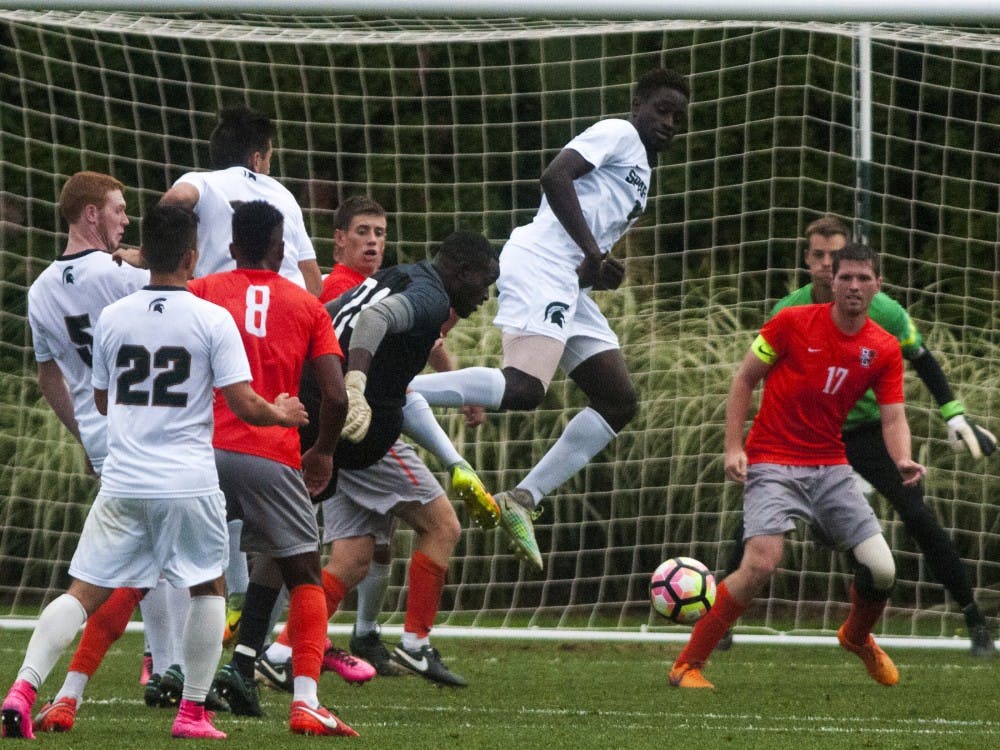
top-left (770, 283), bottom-right (923, 429)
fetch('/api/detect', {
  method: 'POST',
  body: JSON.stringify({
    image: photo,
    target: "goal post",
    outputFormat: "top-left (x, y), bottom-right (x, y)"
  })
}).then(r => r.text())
top-left (1, 10), bottom-right (997, 643)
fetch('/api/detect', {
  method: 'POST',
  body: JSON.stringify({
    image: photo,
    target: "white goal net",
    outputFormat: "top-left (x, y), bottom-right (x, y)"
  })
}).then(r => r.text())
top-left (1, 10), bottom-right (997, 642)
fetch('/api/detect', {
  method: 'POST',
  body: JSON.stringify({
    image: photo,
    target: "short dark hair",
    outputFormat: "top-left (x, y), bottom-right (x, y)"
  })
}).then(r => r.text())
top-left (832, 242), bottom-right (880, 277)
top-left (433, 231), bottom-right (498, 277)
top-left (209, 106), bottom-right (274, 169)
top-left (804, 214), bottom-right (850, 242)
top-left (232, 200), bottom-right (283, 263)
top-left (634, 68), bottom-right (689, 102)
top-left (333, 195), bottom-right (386, 232)
top-left (141, 204), bottom-right (198, 273)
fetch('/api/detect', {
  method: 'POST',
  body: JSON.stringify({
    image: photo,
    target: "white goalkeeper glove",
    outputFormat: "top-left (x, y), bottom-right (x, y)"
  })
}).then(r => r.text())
top-left (942, 401), bottom-right (997, 459)
top-left (341, 370), bottom-right (372, 443)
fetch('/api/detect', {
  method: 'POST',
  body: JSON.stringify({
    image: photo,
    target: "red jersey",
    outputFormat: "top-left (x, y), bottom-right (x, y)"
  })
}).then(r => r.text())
top-left (189, 269), bottom-right (343, 468)
top-left (745, 303), bottom-right (904, 466)
top-left (320, 263), bottom-right (367, 304)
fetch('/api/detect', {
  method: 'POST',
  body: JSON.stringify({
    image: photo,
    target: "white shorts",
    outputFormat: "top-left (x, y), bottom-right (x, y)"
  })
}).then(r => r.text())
top-left (321, 440), bottom-right (442, 546)
top-left (69, 491), bottom-right (228, 590)
top-left (493, 242), bottom-right (619, 373)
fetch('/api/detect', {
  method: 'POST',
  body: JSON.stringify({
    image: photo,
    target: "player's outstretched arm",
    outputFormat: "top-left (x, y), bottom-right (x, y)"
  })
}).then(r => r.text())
top-left (909, 348), bottom-right (996, 459)
top-left (221, 381), bottom-right (308, 428)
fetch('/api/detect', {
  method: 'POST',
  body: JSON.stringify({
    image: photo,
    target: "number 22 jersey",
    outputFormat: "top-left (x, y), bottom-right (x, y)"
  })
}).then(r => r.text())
top-left (91, 286), bottom-right (251, 497)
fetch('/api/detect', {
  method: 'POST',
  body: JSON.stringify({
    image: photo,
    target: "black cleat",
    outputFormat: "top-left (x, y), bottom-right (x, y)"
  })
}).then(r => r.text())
top-left (391, 644), bottom-right (467, 687)
top-left (212, 663), bottom-right (263, 717)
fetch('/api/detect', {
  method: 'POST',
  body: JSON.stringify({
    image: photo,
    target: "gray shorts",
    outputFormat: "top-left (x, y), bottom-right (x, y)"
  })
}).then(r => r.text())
top-left (215, 449), bottom-right (319, 558)
top-left (743, 463), bottom-right (883, 550)
top-left (321, 440), bottom-right (443, 546)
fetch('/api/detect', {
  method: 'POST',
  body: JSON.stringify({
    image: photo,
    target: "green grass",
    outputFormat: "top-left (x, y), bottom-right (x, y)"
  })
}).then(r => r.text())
top-left (2, 631), bottom-right (997, 749)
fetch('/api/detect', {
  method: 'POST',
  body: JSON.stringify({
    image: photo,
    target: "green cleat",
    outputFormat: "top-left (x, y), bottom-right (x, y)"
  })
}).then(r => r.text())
top-left (449, 461), bottom-right (500, 529)
top-left (496, 489), bottom-right (543, 570)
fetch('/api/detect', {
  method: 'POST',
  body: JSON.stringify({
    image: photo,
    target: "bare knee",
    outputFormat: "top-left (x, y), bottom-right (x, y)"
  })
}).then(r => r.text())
top-left (499, 367), bottom-right (545, 411)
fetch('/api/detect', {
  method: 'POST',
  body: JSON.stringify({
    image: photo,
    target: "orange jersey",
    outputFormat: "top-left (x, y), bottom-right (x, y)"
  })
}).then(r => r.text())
top-left (320, 263), bottom-right (367, 304)
top-left (189, 269), bottom-right (342, 468)
top-left (746, 303), bottom-right (904, 466)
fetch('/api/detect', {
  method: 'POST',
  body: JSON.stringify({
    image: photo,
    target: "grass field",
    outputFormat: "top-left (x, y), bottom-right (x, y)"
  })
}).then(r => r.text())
top-left (2, 630), bottom-right (997, 749)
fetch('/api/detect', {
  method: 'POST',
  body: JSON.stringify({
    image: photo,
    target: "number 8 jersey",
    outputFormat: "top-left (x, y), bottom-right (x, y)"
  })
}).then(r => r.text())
top-left (744, 303), bottom-right (904, 466)
top-left (91, 286), bottom-right (252, 497)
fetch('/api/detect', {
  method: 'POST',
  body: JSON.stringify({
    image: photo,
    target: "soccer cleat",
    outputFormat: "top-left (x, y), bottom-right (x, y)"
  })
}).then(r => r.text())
top-left (668, 662), bottom-right (714, 689)
top-left (391, 643), bottom-right (467, 687)
top-left (143, 673), bottom-right (164, 707)
top-left (171, 699), bottom-right (227, 740)
top-left (969, 623), bottom-right (996, 658)
top-left (140, 651), bottom-right (153, 686)
top-left (449, 461), bottom-right (500, 529)
top-left (32, 696), bottom-right (77, 733)
top-left (350, 627), bottom-right (405, 677)
top-left (289, 701), bottom-right (358, 737)
top-left (254, 652), bottom-right (293, 694)
top-left (212, 663), bottom-right (263, 717)
top-left (715, 628), bottom-right (735, 652)
top-left (2, 679), bottom-right (38, 739)
top-left (222, 606), bottom-right (243, 649)
top-left (837, 625), bottom-right (899, 686)
top-left (322, 643), bottom-right (376, 684)
top-left (157, 663), bottom-right (185, 707)
top-left (496, 489), bottom-right (543, 570)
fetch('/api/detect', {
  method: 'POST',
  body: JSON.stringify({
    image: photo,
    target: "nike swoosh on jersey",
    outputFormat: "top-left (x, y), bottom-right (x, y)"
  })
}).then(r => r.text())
top-left (808, 347), bottom-right (823, 352)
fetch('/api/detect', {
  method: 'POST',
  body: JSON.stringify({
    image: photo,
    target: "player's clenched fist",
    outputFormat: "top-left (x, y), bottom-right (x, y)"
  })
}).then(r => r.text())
top-left (273, 392), bottom-right (308, 427)
top-left (342, 370), bottom-right (372, 443)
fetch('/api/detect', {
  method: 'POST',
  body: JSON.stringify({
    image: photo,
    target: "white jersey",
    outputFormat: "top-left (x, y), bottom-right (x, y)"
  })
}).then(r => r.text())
top-left (91, 286), bottom-right (252, 497)
top-left (506, 118), bottom-right (651, 264)
top-left (26, 249), bottom-right (150, 468)
top-left (174, 166), bottom-right (316, 288)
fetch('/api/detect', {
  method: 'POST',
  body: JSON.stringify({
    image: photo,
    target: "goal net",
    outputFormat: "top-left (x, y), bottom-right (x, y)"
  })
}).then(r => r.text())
top-left (1, 10), bottom-right (997, 642)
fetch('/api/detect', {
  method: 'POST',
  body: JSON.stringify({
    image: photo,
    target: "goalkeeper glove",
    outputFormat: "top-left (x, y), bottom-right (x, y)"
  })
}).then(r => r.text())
top-left (941, 401), bottom-right (997, 459)
top-left (341, 370), bottom-right (372, 443)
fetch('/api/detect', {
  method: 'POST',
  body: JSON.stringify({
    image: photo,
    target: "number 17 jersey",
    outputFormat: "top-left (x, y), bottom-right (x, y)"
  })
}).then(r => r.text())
top-left (745, 303), bottom-right (904, 466)
top-left (91, 286), bottom-right (252, 498)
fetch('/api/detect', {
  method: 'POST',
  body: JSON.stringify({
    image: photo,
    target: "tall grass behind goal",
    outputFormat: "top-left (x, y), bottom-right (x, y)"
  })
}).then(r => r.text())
top-left (1, 12), bottom-right (997, 640)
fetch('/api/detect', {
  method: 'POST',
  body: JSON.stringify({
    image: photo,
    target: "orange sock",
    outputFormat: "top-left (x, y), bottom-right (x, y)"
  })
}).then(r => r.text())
top-left (274, 570), bottom-right (346, 648)
top-left (286, 584), bottom-right (327, 681)
top-left (68, 587), bottom-right (143, 675)
top-left (841, 584), bottom-right (887, 645)
top-left (674, 581), bottom-right (747, 667)
top-left (403, 551), bottom-right (446, 639)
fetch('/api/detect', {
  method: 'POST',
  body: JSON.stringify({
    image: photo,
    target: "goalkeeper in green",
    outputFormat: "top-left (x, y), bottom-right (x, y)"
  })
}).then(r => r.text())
top-left (719, 215), bottom-right (996, 657)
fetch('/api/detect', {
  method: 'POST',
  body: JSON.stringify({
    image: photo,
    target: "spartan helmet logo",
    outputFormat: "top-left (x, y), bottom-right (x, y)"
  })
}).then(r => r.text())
top-left (543, 301), bottom-right (570, 328)
top-left (148, 297), bottom-right (167, 313)
top-left (61, 266), bottom-right (75, 285)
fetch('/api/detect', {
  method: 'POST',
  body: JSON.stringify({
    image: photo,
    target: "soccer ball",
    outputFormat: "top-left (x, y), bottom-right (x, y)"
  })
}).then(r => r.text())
top-left (649, 556), bottom-right (716, 624)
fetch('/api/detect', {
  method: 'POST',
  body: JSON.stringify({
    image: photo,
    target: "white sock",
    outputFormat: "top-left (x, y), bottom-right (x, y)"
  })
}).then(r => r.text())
top-left (180, 595), bottom-right (224, 703)
top-left (402, 391), bottom-right (463, 467)
top-left (265, 641), bottom-right (293, 663)
top-left (409, 367), bottom-right (506, 409)
top-left (140, 579), bottom-right (174, 675)
top-left (165, 583), bottom-right (191, 668)
top-left (400, 631), bottom-right (429, 651)
top-left (520, 407), bottom-right (616, 501)
top-left (354, 561), bottom-right (391, 636)
top-left (54, 670), bottom-right (89, 702)
top-left (292, 676), bottom-right (319, 708)
top-left (18, 593), bottom-right (87, 688)
top-left (225, 519), bottom-right (249, 600)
